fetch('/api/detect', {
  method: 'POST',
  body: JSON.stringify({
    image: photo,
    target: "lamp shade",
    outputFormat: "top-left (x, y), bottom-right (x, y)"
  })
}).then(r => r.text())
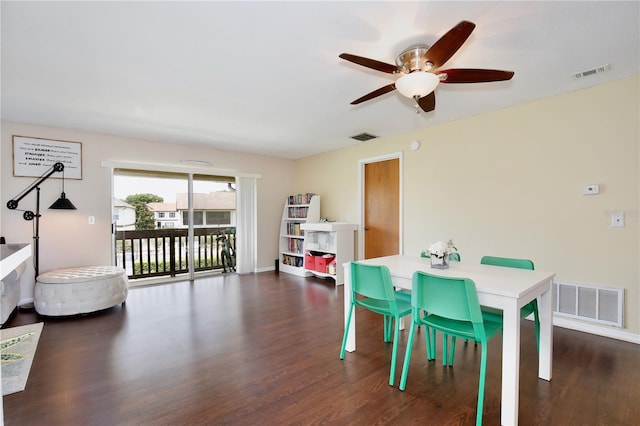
top-left (395, 71), bottom-right (440, 98)
top-left (49, 192), bottom-right (77, 210)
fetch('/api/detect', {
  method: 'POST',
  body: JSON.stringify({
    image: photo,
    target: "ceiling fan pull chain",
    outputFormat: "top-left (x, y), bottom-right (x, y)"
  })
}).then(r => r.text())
top-left (413, 96), bottom-right (421, 114)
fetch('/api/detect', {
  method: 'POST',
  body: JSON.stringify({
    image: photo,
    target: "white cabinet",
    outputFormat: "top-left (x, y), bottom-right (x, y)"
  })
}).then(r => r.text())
top-left (300, 222), bottom-right (357, 285)
top-left (279, 194), bottom-right (320, 276)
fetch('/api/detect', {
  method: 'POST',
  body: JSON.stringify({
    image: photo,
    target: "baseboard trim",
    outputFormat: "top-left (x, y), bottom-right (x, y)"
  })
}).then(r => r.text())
top-left (18, 297), bottom-right (34, 307)
top-left (553, 315), bottom-right (640, 344)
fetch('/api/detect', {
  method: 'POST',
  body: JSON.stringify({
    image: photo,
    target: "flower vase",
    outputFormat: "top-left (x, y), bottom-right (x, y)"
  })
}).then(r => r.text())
top-left (430, 255), bottom-right (449, 269)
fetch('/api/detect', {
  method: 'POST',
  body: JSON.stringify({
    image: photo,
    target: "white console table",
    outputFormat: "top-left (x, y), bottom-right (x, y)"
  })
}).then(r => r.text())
top-left (0, 242), bottom-right (32, 426)
top-left (1, 243), bottom-right (31, 280)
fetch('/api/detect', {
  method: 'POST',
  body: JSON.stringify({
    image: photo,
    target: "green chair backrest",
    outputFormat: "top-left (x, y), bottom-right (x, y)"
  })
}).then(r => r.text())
top-left (480, 255), bottom-right (534, 270)
top-left (350, 262), bottom-right (400, 312)
top-left (412, 271), bottom-right (484, 331)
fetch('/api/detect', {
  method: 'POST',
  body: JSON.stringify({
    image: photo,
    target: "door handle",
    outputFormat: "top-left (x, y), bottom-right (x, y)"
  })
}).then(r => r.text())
top-left (364, 227), bottom-right (370, 231)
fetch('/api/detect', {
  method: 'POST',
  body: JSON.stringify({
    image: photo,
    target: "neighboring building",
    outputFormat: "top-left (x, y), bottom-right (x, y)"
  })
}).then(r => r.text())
top-left (147, 202), bottom-right (179, 229)
top-left (147, 191), bottom-right (236, 229)
top-left (113, 198), bottom-right (136, 230)
top-left (176, 191), bottom-right (236, 228)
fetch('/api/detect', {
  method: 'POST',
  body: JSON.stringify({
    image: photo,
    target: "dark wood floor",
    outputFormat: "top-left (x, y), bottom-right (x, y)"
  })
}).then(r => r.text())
top-left (3, 271), bottom-right (639, 425)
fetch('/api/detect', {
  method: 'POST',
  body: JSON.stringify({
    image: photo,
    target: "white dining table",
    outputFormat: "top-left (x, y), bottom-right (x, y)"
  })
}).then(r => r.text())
top-left (343, 255), bottom-right (555, 426)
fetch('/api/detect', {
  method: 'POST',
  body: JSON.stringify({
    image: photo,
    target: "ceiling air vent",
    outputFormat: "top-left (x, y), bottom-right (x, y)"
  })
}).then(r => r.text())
top-left (571, 64), bottom-right (611, 80)
top-left (350, 132), bottom-right (378, 142)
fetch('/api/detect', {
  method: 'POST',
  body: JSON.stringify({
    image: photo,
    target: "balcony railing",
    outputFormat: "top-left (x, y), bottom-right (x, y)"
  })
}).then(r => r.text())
top-left (114, 227), bottom-right (236, 280)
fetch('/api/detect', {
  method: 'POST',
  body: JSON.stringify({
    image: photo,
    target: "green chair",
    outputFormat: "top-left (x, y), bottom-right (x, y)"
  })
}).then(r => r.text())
top-left (340, 261), bottom-right (412, 386)
top-left (399, 271), bottom-right (502, 426)
top-left (480, 255), bottom-right (539, 352)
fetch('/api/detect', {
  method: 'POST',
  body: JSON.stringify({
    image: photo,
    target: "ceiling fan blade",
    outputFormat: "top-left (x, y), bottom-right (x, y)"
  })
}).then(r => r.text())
top-left (438, 68), bottom-right (515, 83)
top-left (417, 92), bottom-right (436, 112)
top-left (424, 21), bottom-right (476, 69)
top-left (351, 83), bottom-right (396, 104)
top-left (339, 53), bottom-right (400, 74)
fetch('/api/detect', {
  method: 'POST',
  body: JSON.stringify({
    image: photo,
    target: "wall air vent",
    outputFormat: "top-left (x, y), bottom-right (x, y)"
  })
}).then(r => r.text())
top-left (554, 280), bottom-right (624, 327)
top-left (571, 64), bottom-right (611, 80)
top-left (350, 132), bottom-right (378, 142)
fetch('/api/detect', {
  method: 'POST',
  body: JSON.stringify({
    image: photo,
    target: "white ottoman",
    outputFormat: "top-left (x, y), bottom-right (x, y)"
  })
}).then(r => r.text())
top-left (35, 266), bottom-right (128, 316)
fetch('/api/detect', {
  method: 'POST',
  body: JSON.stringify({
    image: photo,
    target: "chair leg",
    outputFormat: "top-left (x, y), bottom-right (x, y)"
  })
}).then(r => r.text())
top-left (442, 333), bottom-right (448, 366)
top-left (424, 325), bottom-right (431, 359)
top-left (389, 316), bottom-right (402, 386)
top-left (399, 323), bottom-right (417, 391)
top-left (383, 315), bottom-right (388, 342)
top-left (428, 328), bottom-right (436, 361)
top-left (476, 343), bottom-right (488, 426)
top-left (339, 304), bottom-right (355, 359)
top-left (533, 303), bottom-right (540, 355)
top-left (449, 337), bottom-right (456, 366)
top-left (383, 315), bottom-right (393, 342)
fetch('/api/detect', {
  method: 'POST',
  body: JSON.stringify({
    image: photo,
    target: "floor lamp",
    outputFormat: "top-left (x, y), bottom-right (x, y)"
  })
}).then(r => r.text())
top-left (6, 162), bottom-right (76, 282)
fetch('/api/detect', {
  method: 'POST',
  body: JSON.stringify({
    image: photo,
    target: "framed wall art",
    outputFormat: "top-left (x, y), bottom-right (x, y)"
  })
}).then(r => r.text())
top-left (12, 135), bottom-right (83, 179)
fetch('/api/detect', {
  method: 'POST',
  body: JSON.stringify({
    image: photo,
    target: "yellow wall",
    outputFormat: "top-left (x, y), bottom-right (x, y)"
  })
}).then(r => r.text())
top-left (294, 75), bottom-right (640, 336)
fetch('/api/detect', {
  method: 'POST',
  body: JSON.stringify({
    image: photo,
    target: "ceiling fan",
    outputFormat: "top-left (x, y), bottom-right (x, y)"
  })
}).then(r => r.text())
top-left (339, 21), bottom-right (514, 113)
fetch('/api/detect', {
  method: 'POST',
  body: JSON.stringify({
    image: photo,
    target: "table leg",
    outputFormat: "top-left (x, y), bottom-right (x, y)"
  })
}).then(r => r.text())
top-left (538, 279), bottom-right (554, 380)
top-left (344, 263), bottom-right (355, 352)
top-left (501, 301), bottom-right (520, 426)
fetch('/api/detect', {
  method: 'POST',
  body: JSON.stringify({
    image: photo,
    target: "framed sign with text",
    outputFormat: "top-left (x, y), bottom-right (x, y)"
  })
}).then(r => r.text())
top-left (12, 135), bottom-right (83, 179)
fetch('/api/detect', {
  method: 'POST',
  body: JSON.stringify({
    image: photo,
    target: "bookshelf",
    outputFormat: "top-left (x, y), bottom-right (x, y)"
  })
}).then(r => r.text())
top-left (279, 194), bottom-right (320, 276)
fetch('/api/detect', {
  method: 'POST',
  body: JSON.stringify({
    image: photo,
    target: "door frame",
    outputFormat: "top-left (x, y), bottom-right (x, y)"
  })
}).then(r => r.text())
top-left (357, 151), bottom-right (404, 260)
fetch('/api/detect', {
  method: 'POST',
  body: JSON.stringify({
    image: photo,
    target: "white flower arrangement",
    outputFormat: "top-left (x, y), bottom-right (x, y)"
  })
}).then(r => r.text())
top-left (427, 239), bottom-right (457, 259)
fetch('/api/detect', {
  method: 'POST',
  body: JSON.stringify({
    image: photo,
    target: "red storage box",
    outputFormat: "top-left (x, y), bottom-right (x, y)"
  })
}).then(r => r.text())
top-left (315, 255), bottom-right (335, 273)
top-left (304, 254), bottom-right (315, 270)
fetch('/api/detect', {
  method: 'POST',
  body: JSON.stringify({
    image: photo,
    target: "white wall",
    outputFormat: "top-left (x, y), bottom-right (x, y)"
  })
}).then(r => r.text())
top-left (1, 122), bottom-right (296, 302)
top-left (294, 75), bottom-right (640, 338)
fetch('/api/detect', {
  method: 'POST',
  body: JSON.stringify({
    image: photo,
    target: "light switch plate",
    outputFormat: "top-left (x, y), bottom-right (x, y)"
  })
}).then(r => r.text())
top-left (582, 184), bottom-right (599, 195)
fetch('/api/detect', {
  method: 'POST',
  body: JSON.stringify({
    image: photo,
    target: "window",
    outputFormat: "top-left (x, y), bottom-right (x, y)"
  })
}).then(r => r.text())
top-left (158, 212), bottom-right (165, 218)
top-left (206, 211), bottom-right (231, 225)
top-left (194, 211), bottom-right (204, 225)
top-left (169, 212), bottom-right (176, 218)
top-left (182, 211), bottom-right (204, 226)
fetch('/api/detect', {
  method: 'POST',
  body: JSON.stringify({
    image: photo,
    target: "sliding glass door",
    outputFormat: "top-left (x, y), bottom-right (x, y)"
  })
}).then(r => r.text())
top-left (113, 169), bottom-right (236, 282)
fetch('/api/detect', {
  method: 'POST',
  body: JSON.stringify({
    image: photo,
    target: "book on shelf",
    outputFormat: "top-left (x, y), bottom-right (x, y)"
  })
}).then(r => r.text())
top-left (287, 206), bottom-right (310, 219)
top-left (287, 193), bottom-right (316, 205)
top-left (288, 239), bottom-right (304, 254)
top-left (286, 222), bottom-right (302, 236)
top-left (281, 254), bottom-right (304, 267)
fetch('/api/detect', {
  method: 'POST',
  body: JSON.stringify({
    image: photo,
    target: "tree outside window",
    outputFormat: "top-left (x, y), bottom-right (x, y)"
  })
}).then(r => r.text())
top-left (125, 193), bottom-right (163, 230)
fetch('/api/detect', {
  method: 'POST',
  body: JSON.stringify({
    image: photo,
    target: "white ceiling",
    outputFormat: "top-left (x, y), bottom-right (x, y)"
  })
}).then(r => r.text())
top-left (1, 1), bottom-right (638, 160)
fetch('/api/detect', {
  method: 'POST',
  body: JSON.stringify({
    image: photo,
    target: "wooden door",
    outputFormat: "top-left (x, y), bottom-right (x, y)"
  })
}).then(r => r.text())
top-left (364, 158), bottom-right (399, 259)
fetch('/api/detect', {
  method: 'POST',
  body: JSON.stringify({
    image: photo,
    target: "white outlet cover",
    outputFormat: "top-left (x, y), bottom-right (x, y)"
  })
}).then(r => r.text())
top-left (611, 212), bottom-right (624, 227)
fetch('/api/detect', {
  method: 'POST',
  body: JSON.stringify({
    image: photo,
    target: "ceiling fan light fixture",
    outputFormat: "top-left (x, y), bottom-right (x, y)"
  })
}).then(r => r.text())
top-left (395, 72), bottom-right (440, 99)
